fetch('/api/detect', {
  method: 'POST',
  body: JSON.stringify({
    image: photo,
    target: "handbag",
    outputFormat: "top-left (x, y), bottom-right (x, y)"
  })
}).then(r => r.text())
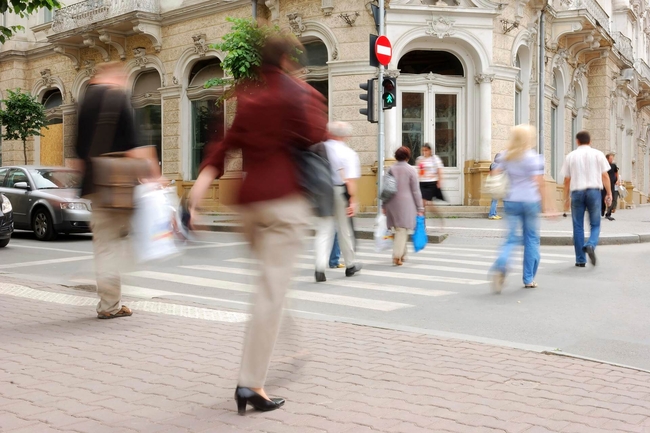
top-left (380, 171), bottom-right (398, 202)
top-left (483, 172), bottom-right (510, 200)
top-left (90, 89), bottom-right (151, 210)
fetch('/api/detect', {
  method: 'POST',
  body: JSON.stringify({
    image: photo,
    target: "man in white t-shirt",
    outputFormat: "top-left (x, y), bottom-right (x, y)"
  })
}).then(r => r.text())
top-left (561, 130), bottom-right (612, 267)
top-left (313, 122), bottom-right (362, 282)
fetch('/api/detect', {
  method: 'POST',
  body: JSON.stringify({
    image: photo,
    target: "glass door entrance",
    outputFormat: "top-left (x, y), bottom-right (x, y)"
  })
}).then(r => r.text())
top-left (400, 86), bottom-right (462, 204)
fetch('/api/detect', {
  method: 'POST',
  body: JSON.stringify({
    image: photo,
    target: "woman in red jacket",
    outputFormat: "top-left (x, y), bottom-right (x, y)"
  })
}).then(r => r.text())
top-left (190, 35), bottom-right (328, 415)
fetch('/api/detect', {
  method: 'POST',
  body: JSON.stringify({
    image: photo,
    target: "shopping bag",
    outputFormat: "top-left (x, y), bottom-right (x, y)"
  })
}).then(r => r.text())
top-left (482, 172), bottom-right (510, 200)
top-left (412, 215), bottom-right (427, 253)
top-left (131, 184), bottom-right (179, 263)
top-left (374, 215), bottom-right (393, 252)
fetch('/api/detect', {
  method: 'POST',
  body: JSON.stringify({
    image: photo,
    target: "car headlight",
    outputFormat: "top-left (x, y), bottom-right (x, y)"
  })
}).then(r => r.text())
top-left (1, 196), bottom-right (11, 213)
top-left (60, 202), bottom-right (88, 211)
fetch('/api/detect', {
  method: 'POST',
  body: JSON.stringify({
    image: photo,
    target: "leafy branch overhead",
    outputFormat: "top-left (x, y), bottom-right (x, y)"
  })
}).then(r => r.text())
top-left (0, 0), bottom-right (61, 44)
top-left (204, 18), bottom-right (281, 104)
top-left (0, 89), bottom-right (48, 164)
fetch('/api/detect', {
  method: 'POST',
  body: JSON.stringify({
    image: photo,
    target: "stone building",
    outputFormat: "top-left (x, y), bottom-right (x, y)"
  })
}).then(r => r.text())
top-left (1, 0), bottom-right (649, 210)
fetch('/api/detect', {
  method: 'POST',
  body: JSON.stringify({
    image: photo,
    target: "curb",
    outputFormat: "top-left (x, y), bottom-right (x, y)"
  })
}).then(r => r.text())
top-left (194, 223), bottom-right (449, 244)
top-left (541, 233), bottom-right (650, 246)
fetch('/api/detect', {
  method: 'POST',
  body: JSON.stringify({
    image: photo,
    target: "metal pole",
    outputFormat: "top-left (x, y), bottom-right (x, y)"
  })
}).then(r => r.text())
top-left (252, 0), bottom-right (257, 19)
top-left (377, 0), bottom-right (385, 217)
top-left (538, 8), bottom-right (545, 154)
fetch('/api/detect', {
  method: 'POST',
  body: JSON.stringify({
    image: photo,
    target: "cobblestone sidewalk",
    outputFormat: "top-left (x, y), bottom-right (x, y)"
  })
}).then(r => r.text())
top-left (1, 276), bottom-right (649, 433)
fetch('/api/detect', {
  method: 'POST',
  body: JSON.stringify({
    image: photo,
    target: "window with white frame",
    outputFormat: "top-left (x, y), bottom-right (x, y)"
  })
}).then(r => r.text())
top-left (43, 8), bottom-right (52, 23)
top-left (132, 71), bottom-right (162, 167)
top-left (299, 38), bottom-right (329, 100)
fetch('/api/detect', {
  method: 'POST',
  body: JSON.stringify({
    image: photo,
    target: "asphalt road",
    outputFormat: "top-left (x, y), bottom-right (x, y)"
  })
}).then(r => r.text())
top-left (1, 229), bottom-right (649, 371)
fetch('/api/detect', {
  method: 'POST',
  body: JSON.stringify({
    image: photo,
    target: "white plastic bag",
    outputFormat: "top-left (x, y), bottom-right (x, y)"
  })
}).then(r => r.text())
top-left (374, 214), bottom-right (393, 252)
top-left (131, 184), bottom-right (179, 263)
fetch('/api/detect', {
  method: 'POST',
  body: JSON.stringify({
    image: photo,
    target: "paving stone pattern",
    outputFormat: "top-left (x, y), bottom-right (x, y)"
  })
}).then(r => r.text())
top-left (1, 277), bottom-right (649, 433)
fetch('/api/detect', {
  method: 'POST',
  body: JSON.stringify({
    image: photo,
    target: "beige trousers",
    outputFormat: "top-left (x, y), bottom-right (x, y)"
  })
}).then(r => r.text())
top-left (392, 227), bottom-right (409, 260)
top-left (237, 194), bottom-right (310, 388)
top-left (333, 186), bottom-right (356, 267)
top-left (90, 206), bottom-right (132, 315)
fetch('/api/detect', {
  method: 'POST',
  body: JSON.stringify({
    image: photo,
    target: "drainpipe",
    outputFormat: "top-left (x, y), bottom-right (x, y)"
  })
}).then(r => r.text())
top-left (252, 0), bottom-right (257, 19)
top-left (538, 4), bottom-right (547, 155)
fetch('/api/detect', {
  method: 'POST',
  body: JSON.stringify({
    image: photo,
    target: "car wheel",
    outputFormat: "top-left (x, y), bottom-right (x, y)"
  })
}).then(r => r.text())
top-left (32, 209), bottom-right (56, 241)
top-left (0, 238), bottom-right (9, 248)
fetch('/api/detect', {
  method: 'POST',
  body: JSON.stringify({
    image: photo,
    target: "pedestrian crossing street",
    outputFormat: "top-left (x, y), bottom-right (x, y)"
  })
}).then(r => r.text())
top-left (115, 242), bottom-right (576, 316)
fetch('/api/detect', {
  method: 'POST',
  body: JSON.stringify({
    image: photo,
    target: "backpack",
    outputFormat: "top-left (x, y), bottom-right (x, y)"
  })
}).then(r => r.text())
top-left (292, 142), bottom-right (334, 217)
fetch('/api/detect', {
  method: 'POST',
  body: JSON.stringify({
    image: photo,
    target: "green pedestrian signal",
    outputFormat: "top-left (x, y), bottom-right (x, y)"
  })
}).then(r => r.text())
top-left (382, 77), bottom-right (397, 110)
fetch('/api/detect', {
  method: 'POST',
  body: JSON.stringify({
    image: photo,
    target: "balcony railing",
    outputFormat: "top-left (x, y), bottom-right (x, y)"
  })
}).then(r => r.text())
top-left (635, 59), bottom-right (650, 83)
top-left (560, 0), bottom-right (611, 33)
top-left (52, 0), bottom-right (160, 33)
top-left (613, 31), bottom-right (634, 63)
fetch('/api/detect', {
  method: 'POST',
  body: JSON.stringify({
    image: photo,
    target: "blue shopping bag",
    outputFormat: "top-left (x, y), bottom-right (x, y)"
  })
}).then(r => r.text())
top-left (412, 215), bottom-right (427, 253)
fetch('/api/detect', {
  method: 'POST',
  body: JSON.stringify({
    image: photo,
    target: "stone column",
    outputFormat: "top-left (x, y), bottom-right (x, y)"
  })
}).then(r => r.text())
top-left (475, 74), bottom-right (494, 162)
top-left (61, 103), bottom-right (77, 168)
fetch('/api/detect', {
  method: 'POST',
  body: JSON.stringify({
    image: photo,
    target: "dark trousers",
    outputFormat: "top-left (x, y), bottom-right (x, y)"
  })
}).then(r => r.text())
top-left (601, 189), bottom-right (618, 217)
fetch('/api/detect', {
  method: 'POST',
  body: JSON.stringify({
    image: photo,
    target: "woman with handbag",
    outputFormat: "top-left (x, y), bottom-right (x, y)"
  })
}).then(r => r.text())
top-left (190, 35), bottom-right (327, 415)
top-left (383, 146), bottom-right (424, 266)
top-left (490, 125), bottom-right (551, 293)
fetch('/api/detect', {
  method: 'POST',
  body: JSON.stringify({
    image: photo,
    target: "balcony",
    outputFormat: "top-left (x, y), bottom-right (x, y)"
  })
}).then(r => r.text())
top-left (553, 0), bottom-right (611, 33)
top-left (51, 0), bottom-right (160, 33)
top-left (635, 59), bottom-right (650, 84)
top-left (613, 31), bottom-right (634, 64)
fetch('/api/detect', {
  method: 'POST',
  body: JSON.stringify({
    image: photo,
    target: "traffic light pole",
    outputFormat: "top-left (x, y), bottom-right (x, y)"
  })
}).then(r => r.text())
top-left (377, 0), bottom-right (385, 217)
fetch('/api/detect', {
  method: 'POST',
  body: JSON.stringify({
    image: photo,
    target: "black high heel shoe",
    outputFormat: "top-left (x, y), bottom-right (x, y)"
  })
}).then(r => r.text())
top-left (234, 386), bottom-right (285, 416)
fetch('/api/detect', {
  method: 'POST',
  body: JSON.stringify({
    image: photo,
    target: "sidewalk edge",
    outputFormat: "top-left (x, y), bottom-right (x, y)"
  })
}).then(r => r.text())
top-left (541, 350), bottom-right (650, 374)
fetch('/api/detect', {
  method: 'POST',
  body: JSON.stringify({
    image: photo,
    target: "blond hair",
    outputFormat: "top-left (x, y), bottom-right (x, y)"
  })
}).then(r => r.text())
top-left (504, 125), bottom-right (536, 161)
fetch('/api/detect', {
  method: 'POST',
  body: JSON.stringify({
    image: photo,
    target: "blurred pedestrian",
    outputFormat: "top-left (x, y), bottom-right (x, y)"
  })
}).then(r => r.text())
top-left (190, 35), bottom-right (327, 415)
top-left (75, 62), bottom-right (159, 319)
top-left (384, 146), bottom-right (424, 266)
top-left (416, 143), bottom-right (445, 226)
top-left (490, 125), bottom-right (550, 293)
top-left (602, 153), bottom-right (619, 221)
top-left (488, 153), bottom-right (502, 220)
top-left (562, 131), bottom-right (612, 267)
top-left (329, 234), bottom-right (344, 268)
top-left (314, 121), bottom-right (362, 282)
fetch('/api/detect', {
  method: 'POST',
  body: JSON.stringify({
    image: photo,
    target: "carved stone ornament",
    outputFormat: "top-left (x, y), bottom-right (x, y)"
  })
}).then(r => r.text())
top-left (627, 128), bottom-right (635, 136)
top-left (191, 33), bottom-right (207, 57)
top-left (426, 16), bottom-right (455, 39)
top-left (40, 69), bottom-right (55, 87)
top-left (385, 69), bottom-right (401, 78)
top-left (321, 0), bottom-right (334, 16)
top-left (84, 60), bottom-right (97, 78)
top-left (331, 47), bottom-right (339, 60)
top-left (172, 76), bottom-right (179, 85)
top-left (474, 74), bottom-right (495, 84)
top-left (287, 13), bottom-right (306, 37)
top-left (69, 91), bottom-right (75, 105)
top-left (133, 47), bottom-right (149, 69)
top-left (555, 49), bottom-right (569, 68)
top-left (265, 0), bottom-right (279, 23)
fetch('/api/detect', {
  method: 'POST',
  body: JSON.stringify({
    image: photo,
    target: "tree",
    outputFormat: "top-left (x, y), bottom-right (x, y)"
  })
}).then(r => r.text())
top-left (0, 0), bottom-right (61, 44)
top-left (204, 18), bottom-right (283, 105)
top-left (0, 89), bottom-right (48, 164)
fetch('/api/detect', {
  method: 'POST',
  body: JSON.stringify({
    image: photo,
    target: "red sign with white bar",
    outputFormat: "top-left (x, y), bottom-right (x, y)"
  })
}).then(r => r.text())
top-left (375, 35), bottom-right (392, 66)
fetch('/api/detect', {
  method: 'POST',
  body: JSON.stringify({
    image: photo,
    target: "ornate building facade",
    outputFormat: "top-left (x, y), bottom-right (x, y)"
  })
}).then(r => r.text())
top-left (1, 0), bottom-right (649, 209)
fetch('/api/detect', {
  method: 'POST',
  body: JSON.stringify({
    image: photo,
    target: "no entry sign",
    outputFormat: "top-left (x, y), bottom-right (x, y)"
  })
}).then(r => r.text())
top-left (375, 35), bottom-right (392, 66)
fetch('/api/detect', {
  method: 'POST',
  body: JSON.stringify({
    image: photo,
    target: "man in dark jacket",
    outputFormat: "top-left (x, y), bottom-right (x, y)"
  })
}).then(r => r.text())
top-left (75, 62), bottom-right (159, 320)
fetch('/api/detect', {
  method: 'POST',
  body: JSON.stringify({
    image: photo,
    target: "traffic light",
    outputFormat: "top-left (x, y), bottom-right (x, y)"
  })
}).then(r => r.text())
top-left (382, 77), bottom-right (397, 110)
top-left (359, 79), bottom-right (377, 123)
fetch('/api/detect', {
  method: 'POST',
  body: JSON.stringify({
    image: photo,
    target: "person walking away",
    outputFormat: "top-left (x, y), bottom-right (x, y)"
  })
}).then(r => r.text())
top-left (315, 121), bottom-right (362, 282)
top-left (561, 131), bottom-right (612, 267)
top-left (490, 125), bottom-right (551, 293)
top-left (384, 146), bottom-right (425, 266)
top-left (74, 62), bottom-right (159, 319)
top-left (190, 35), bottom-right (328, 415)
top-left (602, 153), bottom-right (619, 221)
top-left (488, 153), bottom-right (502, 220)
top-left (415, 143), bottom-right (445, 226)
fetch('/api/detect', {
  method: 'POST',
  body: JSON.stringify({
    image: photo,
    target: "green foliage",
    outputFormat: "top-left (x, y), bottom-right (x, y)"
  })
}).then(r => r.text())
top-left (0, 0), bottom-right (61, 44)
top-left (205, 18), bottom-right (281, 104)
top-left (0, 88), bottom-right (48, 164)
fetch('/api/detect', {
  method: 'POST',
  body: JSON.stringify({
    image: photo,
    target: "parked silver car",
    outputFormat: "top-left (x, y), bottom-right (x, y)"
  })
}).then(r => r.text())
top-left (0, 166), bottom-right (91, 241)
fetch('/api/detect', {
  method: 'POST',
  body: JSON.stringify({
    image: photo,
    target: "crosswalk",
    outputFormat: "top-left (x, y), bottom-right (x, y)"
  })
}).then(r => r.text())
top-left (111, 242), bottom-right (573, 317)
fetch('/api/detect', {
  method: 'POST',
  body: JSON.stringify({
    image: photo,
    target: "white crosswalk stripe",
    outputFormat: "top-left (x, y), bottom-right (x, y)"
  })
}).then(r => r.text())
top-left (129, 270), bottom-right (411, 311)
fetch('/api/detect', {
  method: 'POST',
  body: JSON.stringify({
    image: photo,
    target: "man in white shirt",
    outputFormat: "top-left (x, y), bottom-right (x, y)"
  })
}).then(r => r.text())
top-left (561, 130), bottom-right (612, 267)
top-left (314, 121), bottom-right (362, 282)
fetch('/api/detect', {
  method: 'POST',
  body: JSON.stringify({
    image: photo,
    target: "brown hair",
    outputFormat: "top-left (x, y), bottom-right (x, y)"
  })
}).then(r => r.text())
top-left (395, 146), bottom-right (411, 162)
top-left (576, 130), bottom-right (591, 145)
top-left (261, 35), bottom-right (302, 68)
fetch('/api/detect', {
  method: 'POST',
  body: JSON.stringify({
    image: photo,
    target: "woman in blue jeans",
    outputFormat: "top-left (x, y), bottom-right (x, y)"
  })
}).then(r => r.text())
top-left (490, 125), bottom-right (551, 293)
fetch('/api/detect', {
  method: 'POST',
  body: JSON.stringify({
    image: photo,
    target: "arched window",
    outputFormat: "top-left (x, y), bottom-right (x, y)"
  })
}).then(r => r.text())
top-left (42, 89), bottom-right (63, 125)
top-left (397, 50), bottom-right (464, 76)
top-left (300, 38), bottom-right (329, 100)
top-left (187, 58), bottom-right (225, 179)
top-left (551, 70), bottom-right (565, 180)
top-left (132, 70), bottom-right (162, 167)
